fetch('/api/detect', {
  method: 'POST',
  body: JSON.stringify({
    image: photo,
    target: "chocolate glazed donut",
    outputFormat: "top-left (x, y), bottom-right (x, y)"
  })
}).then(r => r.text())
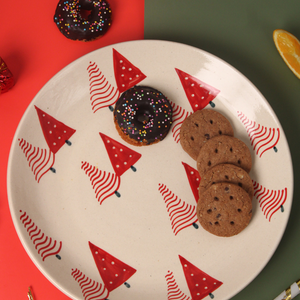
top-left (54, 0), bottom-right (112, 41)
top-left (114, 86), bottom-right (173, 146)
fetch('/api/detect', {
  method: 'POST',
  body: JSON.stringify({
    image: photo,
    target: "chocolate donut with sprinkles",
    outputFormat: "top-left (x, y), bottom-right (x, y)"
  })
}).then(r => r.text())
top-left (114, 86), bottom-right (173, 146)
top-left (54, 0), bottom-right (112, 41)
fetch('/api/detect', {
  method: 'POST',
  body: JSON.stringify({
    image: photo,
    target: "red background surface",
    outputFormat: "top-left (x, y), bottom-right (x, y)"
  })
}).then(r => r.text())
top-left (0, 1), bottom-right (144, 299)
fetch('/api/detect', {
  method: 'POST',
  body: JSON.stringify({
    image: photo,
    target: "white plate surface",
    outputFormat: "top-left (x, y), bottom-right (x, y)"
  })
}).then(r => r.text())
top-left (7, 40), bottom-right (293, 300)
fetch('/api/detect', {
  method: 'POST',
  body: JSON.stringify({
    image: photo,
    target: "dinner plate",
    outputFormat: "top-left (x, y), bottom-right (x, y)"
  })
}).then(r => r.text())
top-left (7, 40), bottom-right (293, 300)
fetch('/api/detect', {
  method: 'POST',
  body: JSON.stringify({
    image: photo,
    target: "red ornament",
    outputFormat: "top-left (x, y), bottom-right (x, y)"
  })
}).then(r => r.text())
top-left (0, 57), bottom-right (14, 94)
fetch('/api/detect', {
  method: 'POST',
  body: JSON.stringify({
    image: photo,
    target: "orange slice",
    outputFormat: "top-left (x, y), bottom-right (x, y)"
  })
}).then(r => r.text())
top-left (273, 29), bottom-right (300, 79)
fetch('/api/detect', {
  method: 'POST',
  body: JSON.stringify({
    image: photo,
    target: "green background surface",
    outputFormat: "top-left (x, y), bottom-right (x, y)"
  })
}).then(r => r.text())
top-left (144, 0), bottom-right (300, 299)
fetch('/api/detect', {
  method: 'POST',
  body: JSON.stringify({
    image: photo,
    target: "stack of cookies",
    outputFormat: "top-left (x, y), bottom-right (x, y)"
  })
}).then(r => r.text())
top-left (180, 109), bottom-right (253, 237)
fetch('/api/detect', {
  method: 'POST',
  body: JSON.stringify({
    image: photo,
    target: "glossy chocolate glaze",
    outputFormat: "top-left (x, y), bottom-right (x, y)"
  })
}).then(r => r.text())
top-left (114, 86), bottom-right (173, 145)
top-left (54, 0), bottom-right (112, 41)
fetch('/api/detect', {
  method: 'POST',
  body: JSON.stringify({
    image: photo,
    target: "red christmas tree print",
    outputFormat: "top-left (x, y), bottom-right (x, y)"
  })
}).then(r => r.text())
top-left (87, 61), bottom-right (120, 113)
top-left (170, 101), bottom-right (193, 143)
top-left (18, 138), bottom-right (55, 183)
top-left (89, 241), bottom-right (137, 293)
top-left (99, 132), bottom-right (142, 177)
top-left (18, 106), bottom-right (76, 182)
top-left (71, 268), bottom-right (109, 300)
top-left (253, 180), bottom-right (287, 221)
top-left (237, 111), bottom-right (280, 157)
top-left (20, 210), bottom-right (62, 261)
top-left (175, 68), bottom-right (220, 111)
top-left (165, 270), bottom-right (192, 300)
top-left (182, 162), bottom-right (201, 203)
top-left (81, 161), bottom-right (121, 205)
top-left (179, 255), bottom-right (223, 300)
top-left (113, 48), bottom-right (146, 94)
top-left (35, 106), bottom-right (76, 154)
top-left (158, 183), bottom-right (198, 235)
top-left (81, 134), bottom-right (141, 204)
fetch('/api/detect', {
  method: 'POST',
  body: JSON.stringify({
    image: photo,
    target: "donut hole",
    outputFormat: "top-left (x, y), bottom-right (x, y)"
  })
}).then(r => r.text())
top-left (135, 106), bottom-right (154, 125)
top-left (137, 113), bottom-right (151, 124)
top-left (78, 1), bottom-right (98, 21)
top-left (79, 9), bottom-right (92, 20)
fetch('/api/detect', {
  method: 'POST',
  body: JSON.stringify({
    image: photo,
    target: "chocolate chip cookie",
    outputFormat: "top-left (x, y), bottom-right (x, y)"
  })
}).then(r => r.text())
top-left (196, 135), bottom-right (252, 177)
top-left (199, 164), bottom-right (254, 199)
top-left (197, 182), bottom-right (252, 237)
top-left (180, 109), bottom-right (234, 160)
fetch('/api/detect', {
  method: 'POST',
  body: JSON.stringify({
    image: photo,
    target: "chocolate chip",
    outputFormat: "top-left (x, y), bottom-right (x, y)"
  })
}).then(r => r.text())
top-left (216, 214), bottom-right (221, 218)
top-left (204, 133), bottom-right (210, 139)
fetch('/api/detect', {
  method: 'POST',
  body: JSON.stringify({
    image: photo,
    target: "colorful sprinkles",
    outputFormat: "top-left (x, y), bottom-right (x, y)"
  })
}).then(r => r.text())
top-left (54, 0), bottom-right (112, 41)
top-left (114, 86), bottom-right (173, 145)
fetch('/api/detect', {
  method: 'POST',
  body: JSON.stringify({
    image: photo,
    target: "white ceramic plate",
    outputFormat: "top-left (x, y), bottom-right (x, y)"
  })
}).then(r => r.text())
top-left (7, 40), bottom-right (293, 300)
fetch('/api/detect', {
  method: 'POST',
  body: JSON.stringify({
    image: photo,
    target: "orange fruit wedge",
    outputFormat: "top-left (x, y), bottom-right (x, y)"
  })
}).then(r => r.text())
top-left (273, 29), bottom-right (300, 79)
